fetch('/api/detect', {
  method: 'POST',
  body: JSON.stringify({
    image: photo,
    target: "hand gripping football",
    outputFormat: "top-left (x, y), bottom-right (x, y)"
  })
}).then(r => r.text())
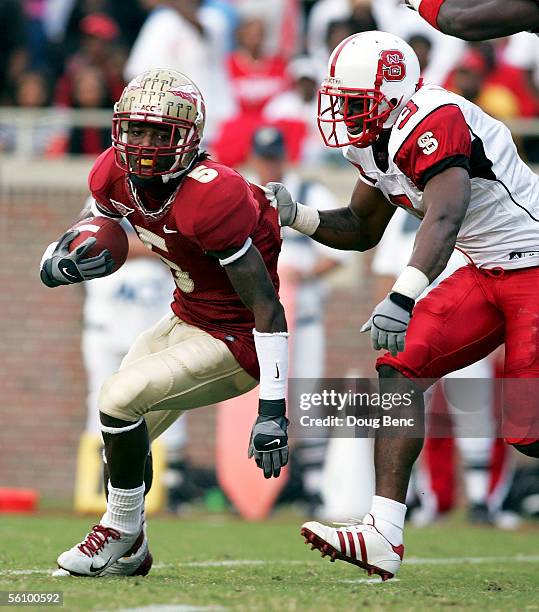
top-left (68, 216), bottom-right (129, 275)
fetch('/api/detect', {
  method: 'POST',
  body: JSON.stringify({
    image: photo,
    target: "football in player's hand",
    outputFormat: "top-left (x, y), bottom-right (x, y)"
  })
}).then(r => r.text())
top-left (68, 217), bottom-right (128, 275)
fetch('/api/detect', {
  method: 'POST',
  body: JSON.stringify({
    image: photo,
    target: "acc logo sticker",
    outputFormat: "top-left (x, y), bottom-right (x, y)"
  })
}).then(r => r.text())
top-left (417, 131), bottom-right (438, 155)
top-left (132, 103), bottom-right (163, 115)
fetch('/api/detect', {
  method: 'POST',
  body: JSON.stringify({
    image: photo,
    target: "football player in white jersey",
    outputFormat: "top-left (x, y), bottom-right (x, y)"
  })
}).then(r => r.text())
top-left (405, 0), bottom-right (539, 40)
top-left (267, 30), bottom-right (539, 580)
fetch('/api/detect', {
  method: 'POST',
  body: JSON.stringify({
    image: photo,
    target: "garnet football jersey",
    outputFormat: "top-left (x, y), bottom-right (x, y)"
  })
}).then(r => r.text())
top-left (345, 84), bottom-right (539, 270)
top-left (88, 149), bottom-right (281, 379)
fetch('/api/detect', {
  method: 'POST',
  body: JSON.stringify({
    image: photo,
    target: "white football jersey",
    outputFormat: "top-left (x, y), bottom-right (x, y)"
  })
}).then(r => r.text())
top-left (345, 84), bottom-right (539, 269)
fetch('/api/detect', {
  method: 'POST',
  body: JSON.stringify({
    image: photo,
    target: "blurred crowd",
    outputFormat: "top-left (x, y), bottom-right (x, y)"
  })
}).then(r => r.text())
top-left (1, 0), bottom-right (538, 161)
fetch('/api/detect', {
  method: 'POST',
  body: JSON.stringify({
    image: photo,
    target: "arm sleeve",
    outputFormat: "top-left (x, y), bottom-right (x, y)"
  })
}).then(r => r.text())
top-left (190, 177), bottom-right (260, 253)
top-left (394, 104), bottom-right (472, 190)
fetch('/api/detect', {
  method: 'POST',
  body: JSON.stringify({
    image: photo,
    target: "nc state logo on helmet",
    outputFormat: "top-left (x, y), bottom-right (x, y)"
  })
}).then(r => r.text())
top-left (112, 69), bottom-right (206, 177)
top-left (318, 31), bottom-right (422, 149)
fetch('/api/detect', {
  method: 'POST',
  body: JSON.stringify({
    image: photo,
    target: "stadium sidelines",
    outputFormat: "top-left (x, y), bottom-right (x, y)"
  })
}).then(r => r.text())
top-left (3, 555), bottom-right (539, 576)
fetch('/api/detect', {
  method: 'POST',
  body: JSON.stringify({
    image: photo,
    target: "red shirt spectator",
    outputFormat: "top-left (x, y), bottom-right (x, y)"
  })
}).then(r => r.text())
top-left (55, 13), bottom-right (126, 109)
top-left (226, 17), bottom-right (289, 121)
top-left (213, 16), bottom-right (289, 167)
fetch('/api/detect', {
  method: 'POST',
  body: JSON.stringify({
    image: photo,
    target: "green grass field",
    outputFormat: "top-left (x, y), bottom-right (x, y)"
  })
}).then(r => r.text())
top-left (2, 512), bottom-right (539, 611)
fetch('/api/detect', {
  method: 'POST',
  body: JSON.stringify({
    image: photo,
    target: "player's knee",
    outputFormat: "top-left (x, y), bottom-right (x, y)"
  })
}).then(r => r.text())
top-left (98, 370), bottom-right (151, 422)
top-left (378, 364), bottom-right (425, 402)
top-left (512, 440), bottom-right (539, 458)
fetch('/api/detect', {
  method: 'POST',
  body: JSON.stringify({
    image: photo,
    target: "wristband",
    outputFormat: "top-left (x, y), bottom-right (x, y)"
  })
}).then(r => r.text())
top-left (416, 0), bottom-right (445, 30)
top-left (291, 203), bottom-right (320, 236)
top-left (389, 292), bottom-right (415, 314)
top-left (392, 266), bottom-right (430, 300)
top-left (253, 329), bottom-right (289, 400)
top-left (258, 398), bottom-right (286, 418)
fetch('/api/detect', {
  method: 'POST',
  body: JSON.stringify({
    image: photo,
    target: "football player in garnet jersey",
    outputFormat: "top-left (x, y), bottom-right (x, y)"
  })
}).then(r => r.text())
top-left (267, 31), bottom-right (539, 580)
top-left (40, 69), bottom-right (289, 577)
top-left (404, 0), bottom-right (539, 40)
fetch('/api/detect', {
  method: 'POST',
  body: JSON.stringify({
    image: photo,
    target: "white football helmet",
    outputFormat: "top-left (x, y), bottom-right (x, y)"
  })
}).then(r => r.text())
top-left (112, 69), bottom-right (205, 177)
top-left (318, 31), bottom-right (422, 149)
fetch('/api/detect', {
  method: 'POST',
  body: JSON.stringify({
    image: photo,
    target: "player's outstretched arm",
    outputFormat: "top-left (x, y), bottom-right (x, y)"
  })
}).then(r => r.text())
top-left (406, 0), bottom-right (539, 40)
top-left (219, 244), bottom-right (289, 479)
top-left (266, 178), bottom-right (395, 251)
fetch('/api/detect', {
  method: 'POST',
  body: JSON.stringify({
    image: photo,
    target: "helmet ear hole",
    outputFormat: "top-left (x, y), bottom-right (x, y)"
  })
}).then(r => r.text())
top-left (389, 98), bottom-right (399, 107)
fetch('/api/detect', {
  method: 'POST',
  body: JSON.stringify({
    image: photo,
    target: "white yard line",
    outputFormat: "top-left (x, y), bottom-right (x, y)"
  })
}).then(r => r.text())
top-left (110, 607), bottom-right (224, 612)
top-left (338, 578), bottom-right (401, 584)
top-left (3, 554), bottom-right (539, 577)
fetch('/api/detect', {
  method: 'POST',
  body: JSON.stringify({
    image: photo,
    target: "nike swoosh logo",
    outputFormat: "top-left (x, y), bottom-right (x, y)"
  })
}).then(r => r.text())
top-left (274, 363), bottom-right (280, 379)
top-left (163, 225), bottom-right (177, 234)
top-left (61, 267), bottom-right (77, 279)
top-left (264, 439), bottom-right (280, 447)
top-left (89, 556), bottom-right (113, 573)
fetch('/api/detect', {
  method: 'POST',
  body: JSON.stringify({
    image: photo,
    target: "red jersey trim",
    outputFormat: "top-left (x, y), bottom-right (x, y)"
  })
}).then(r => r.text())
top-left (394, 103), bottom-right (471, 189)
top-left (95, 200), bottom-right (122, 218)
top-left (349, 160), bottom-right (377, 185)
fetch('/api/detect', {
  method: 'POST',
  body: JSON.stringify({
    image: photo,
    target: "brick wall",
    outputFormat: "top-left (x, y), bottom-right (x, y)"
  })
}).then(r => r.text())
top-left (0, 166), bottom-right (379, 500)
top-left (0, 188), bottom-right (88, 496)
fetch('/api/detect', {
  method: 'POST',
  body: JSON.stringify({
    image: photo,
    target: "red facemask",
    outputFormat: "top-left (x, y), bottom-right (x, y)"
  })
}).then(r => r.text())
top-left (112, 113), bottom-right (200, 176)
top-left (317, 85), bottom-right (395, 149)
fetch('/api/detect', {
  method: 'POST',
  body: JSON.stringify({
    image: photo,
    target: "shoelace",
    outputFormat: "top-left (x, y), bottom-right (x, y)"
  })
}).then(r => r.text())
top-left (332, 518), bottom-right (364, 529)
top-left (332, 514), bottom-right (378, 530)
top-left (332, 515), bottom-right (402, 556)
top-left (78, 524), bottom-right (121, 557)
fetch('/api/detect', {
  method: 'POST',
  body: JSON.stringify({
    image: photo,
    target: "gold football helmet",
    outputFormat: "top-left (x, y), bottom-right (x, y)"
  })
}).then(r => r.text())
top-left (112, 69), bottom-right (206, 176)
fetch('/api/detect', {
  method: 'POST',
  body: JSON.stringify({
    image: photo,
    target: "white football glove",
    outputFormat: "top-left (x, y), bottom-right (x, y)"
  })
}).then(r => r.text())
top-left (265, 182), bottom-right (298, 227)
top-left (361, 292), bottom-right (415, 356)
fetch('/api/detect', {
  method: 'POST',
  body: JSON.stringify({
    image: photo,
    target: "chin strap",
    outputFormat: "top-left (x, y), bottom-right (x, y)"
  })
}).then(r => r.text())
top-left (162, 150), bottom-right (203, 183)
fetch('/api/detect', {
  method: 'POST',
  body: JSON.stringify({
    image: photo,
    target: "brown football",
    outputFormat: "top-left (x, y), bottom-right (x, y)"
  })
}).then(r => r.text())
top-left (68, 216), bottom-right (129, 275)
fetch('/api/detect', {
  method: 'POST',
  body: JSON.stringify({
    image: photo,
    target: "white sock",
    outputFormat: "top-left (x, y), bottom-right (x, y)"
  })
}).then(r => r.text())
top-left (464, 469), bottom-right (489, 506)
top-left (366, 495), bottom-right (407, 545)
top-left (101, 483), bottom-right (145, 535)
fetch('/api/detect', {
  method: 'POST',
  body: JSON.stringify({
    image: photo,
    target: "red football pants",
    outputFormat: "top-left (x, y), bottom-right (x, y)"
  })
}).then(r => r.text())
top-left (377, 265), bottom-right (539, 444)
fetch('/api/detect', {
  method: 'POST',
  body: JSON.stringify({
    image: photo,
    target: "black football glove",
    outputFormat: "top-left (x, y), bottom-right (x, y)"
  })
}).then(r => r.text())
top-left (248, 398), bottom-right (289, 479)
top-left (40, 230), bottom-right (113, 288)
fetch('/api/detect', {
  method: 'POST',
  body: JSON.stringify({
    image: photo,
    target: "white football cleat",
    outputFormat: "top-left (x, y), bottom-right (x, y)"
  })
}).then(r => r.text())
top-left (300, 515), bottom-right (404, 581)
top-left (57, 524), bottom-right (143, 577)
top-left (99, 522), bottom-right (153, 577)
